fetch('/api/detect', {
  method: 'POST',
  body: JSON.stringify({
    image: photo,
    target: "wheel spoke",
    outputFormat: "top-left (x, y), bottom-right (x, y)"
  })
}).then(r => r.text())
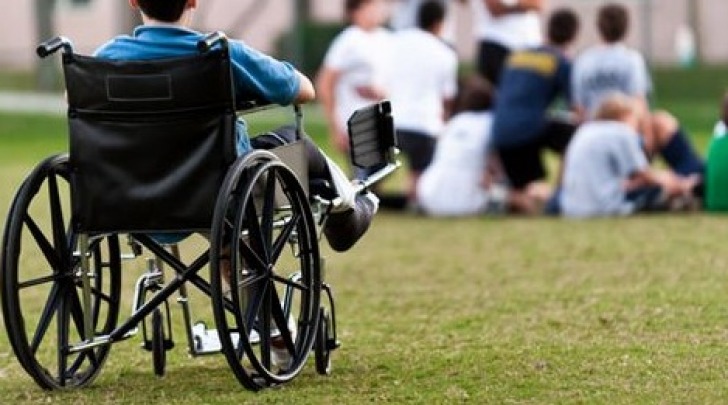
top-left (260, 168), bottom-right (277, 254)
top-left (269, 287), bottom-right (295, 355)
top-left (47, 174), bottom-right (68, 266)
top-left (18, 274), bottom-right (58, 290)
top-left (260, 281), bottom-right (272, 368)
top-left (271, 273), bottom-right (310, 293)
top-left (243, 193), bottom-right (267, 261)
top-left (238, 236), bottom-right (266, 273)
top-left (244, 281), bottom-right (268, 336)
top-left (56, 284), bottom-right (70, 387)
top-left (67, 288), bottom-right (99, 374)
top-left (269, 211), bottom-right (300, 266)
top-left (30, 282), bottom-right (62, 355)
top-left (68, 285), bottom-right (89, 341)
top-left (23, 215), bottom-right (61, 272)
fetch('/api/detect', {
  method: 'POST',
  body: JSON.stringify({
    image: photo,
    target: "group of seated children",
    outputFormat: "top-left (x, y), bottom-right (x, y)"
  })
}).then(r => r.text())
top-left (416, 3), bottom-right (711, 219)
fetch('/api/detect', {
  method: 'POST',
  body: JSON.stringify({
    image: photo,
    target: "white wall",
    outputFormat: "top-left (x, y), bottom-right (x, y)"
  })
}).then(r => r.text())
top-left (2, 0), bottom-right (728, 69)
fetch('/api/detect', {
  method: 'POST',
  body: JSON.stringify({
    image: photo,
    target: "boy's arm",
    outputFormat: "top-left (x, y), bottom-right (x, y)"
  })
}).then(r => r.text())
top-left (626, 169), bottom-right (694, 196)
top-left (484, 0), bottom-right (544, 17)
top-left (634, 96), bottom-right (656, 156)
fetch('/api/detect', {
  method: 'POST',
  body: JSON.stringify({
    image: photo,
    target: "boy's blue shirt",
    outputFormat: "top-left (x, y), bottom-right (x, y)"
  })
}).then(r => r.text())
top-left (94, 25), bottom-right (301, 155)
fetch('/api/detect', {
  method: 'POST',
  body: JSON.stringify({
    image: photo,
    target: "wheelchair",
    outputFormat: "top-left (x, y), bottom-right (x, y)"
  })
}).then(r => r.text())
top-left (0, 33), bottom-right (399, 391)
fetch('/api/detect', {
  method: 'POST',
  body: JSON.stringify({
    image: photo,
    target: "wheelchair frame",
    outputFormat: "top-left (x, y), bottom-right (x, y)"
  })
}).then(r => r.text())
top-left (0, 33), bottom-right (399, 391)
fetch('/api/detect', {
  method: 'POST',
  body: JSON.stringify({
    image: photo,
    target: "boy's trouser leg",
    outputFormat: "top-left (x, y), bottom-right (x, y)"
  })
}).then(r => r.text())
top-left (660, 128), bottom-right (705, 176)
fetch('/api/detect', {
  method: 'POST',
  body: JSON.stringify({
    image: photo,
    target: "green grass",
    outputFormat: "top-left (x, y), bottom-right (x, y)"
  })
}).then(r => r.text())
top-left (0, 70), bottom-right (37, 92)
top-left (1, 67), bottom-right (728, 403)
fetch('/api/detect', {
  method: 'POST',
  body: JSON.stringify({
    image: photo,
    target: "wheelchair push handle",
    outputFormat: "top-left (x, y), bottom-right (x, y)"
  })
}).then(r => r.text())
top-left (197, 31), bottom-right (228, 53)
top-left (37, 36), bottom-right (73, 58)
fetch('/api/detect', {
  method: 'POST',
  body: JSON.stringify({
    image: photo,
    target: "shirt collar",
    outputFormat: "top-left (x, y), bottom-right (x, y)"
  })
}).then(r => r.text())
top-left (132, 25), bottom-right (200, 38)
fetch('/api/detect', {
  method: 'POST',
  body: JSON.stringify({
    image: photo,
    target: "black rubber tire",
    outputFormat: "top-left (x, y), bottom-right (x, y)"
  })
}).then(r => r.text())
top-left (151, 309), bottom-right (166, 377)
top-left (210, 151), bottom-right (321, 390)
top-left (1, 154), bottom-right (122, 390)
top-left (314, 308), bottom-right (332, 375)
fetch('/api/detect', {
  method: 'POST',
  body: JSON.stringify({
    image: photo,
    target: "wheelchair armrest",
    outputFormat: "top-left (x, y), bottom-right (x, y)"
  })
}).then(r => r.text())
top-left (236, 98), bottom-right (276, 113)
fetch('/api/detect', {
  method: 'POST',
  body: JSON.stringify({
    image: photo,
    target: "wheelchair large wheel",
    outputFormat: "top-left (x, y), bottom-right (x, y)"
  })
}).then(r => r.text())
top-left (1, 154), bottom-right (122, 389)
top-left (210, 151), bottom-right (321, 390)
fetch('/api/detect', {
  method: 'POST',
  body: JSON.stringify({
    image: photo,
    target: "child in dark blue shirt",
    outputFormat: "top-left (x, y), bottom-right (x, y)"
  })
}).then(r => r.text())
top-left (490, 8), bottom-right (579, 214)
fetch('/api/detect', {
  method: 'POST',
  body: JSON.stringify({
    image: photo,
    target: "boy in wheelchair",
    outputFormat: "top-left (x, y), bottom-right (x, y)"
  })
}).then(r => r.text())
top-left (96, 0), bottom-right (378, 252)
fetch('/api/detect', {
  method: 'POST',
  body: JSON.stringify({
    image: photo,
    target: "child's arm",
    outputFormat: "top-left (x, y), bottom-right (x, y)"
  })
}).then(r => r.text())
top-left (315, 67), bottom-right (349, 153)
top-left (626, 169), bottom-right (696, 196)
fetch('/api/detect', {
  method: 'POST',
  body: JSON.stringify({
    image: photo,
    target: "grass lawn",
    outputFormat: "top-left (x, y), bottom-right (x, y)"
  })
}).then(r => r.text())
top-left (1, 66), bottom-right (728, 403)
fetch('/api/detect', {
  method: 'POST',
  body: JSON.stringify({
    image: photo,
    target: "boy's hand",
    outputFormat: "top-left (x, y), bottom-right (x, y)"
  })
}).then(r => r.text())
top-left (355, 85), bottom-right (387, 101)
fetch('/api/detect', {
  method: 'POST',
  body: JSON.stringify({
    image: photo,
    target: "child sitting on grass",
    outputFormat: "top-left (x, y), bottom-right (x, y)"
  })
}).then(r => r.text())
top-left (416, 76), bottom-right (518, 216)
top-left (560, 92), bottom-right (699, 218)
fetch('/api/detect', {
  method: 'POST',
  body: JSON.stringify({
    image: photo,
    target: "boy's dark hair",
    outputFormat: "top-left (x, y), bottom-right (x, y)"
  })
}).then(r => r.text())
top-left (548, 8), bottom-right (579, 46)
top-left (346, 0), bottom-right (370, 17)
top-left (453, 75), bottom-right (493, 114)
top-left (597, 3), bottom-right (629, 43)
top-left (417, 1), bottom-right (446, 31)
top-left (136, 0), bottom-right (188, 23)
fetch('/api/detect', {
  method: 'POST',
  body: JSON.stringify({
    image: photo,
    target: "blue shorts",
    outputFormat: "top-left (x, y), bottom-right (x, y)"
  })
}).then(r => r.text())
top-left (625, 186), bottom-right (667, 212)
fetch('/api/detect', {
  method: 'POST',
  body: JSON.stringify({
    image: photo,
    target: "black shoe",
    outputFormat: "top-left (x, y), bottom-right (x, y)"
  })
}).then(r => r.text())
top-left (323, 193), bottom-right (378, 252)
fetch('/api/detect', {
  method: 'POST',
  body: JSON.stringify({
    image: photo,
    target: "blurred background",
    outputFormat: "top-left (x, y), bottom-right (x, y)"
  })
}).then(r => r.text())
top-left (1, 0), bottom-right (727, 93)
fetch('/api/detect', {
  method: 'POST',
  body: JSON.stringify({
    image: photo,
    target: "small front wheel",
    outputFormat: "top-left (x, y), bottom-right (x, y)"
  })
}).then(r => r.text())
top-left (151, 309), bottom-right (166, 376)
top-left (314, 308), bottom-right (332, 375)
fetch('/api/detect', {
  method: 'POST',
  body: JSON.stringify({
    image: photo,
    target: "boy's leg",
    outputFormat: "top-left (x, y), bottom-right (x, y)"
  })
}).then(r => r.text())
top-left (396, 129), bottom-right (437, 204)
top-left (496, 141), bottom-right (550, 214)
top-left (651, 111), bottom-right (705, 177)
top-left (251, 126), bottom-right (379, 251)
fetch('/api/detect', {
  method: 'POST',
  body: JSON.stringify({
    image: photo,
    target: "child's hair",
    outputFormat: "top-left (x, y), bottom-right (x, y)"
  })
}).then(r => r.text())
top-left (453, 75), bottom-right (494, 114)
top-left (135, 0), bottom-right (189, 23)
top-left (597, 3), bottom-right (629, 43)
top-left (346, 0), bottom-right (371, 20)
top-left (594, 92), bottom-right (636, 121)
top-left (417, 1), bottom-right (446, 31)
top-left (547, 8), bottom-right (579, 46)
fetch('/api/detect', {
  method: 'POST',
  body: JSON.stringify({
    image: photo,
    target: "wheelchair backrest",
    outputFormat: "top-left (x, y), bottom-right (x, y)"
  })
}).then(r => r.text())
top-left (63, 50), bottom-right (237, 233)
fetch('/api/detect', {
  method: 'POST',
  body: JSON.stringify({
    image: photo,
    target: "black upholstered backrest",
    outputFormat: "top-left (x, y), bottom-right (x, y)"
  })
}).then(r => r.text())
top-left (63, 50), bottom-right (237, 233)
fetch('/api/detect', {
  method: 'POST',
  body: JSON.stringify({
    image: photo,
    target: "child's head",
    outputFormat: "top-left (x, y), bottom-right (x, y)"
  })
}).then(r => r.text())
top-left (594, 92), bottom-right (638, 128)
top-left (133, 0), bottom-right (194, 23)
top-left (597, 3), bottom-right (629, 43)
top-left (547, 8), bottom-right (579, 47)
top-left (417, 1), bottom-right (446, 33)
top-left (346, 0), bottom-right (388, 29)
top-left (453, 75), bottom-right (494, 114)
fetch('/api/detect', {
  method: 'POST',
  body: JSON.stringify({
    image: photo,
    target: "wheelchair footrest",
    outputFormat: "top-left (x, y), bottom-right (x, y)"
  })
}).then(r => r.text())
top-left (191, 322), bottom-right (265, 355)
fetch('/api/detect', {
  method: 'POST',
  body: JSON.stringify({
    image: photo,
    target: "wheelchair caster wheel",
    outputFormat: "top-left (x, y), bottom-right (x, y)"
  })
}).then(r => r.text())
top-left (315, 308), bottom-right (333, 375)
top-left (152, 309), bottom-right (166, 376)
